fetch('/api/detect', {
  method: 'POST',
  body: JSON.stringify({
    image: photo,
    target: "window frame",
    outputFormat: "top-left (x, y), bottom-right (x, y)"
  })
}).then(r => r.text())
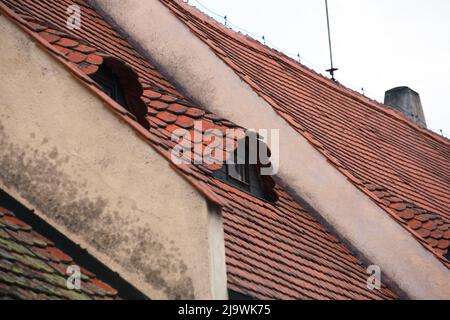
top-left (227, 148), bottom-right (250, 186)
top-left (90, 64), bottom-right (128, 108)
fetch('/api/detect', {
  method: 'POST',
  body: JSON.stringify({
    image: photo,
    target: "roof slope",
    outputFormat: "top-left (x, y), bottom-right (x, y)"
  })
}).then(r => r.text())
top-left (0, 207), bottom-right (119, 300)
top-left (161, 0), bottom-right (450, 267)
top-left (0, 0), bottom-right (397, 299)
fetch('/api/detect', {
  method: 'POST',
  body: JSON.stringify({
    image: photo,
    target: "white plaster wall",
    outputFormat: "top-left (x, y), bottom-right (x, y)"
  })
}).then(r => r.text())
top-left (0, 14), bottom-right (222, 300)
top-left (92, 0), bottom-right (450, 299)
top-left (207, 202), bottom-right (228, 300)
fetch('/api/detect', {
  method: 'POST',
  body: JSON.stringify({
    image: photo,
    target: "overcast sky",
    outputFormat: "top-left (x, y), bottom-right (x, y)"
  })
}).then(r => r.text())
top-left (189, 0), bottom-right (450, 137)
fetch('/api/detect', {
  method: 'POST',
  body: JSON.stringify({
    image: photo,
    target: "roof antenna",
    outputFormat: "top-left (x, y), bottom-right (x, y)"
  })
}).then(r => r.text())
top-left (224, 15), bottom-right (227, 26)
top-left (325, 0), bottom-right (338, 81)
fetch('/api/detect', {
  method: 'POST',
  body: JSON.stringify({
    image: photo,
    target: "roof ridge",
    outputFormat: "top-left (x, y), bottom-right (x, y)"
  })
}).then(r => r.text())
top-left (169, 0), bottom-right (450, 147)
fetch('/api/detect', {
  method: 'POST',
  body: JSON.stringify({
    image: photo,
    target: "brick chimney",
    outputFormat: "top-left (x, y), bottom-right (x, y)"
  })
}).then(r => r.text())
top-left (384, 87), bottom-right (427, 127)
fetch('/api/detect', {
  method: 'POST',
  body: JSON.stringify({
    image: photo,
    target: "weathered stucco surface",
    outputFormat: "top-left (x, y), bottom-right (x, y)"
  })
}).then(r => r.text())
top-left (0, 14), bottom-right (223, 300)
top-left (207, 202), bottom-right (227, 300)
top-left (92, 0), bottom-right (450, 299)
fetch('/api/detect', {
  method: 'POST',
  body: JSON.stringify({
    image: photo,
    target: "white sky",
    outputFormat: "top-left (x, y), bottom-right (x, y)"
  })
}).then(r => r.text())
top-left (189, 0), bottom-right (450, 137)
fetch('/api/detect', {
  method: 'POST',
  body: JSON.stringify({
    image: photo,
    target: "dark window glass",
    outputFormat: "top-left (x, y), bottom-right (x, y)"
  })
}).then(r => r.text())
top-left (227, 138), bottom-right (251, 185)
top-left (445, 249), bottom-right (450, 262)
top-left (228, 163), bottom-right (249, 184)
top-left (90, 64), bottom-right (128, 108)
top-left (212, 138), bottom-right (275, 202)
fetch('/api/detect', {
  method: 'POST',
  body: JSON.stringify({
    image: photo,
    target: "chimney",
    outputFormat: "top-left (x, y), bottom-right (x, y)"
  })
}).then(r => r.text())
top-left (384, 86), bottom-right (427, 127)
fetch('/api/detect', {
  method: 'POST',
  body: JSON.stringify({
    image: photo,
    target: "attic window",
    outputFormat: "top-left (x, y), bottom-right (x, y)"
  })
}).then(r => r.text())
top-left (227, 163), bottom-right (251, 188)
top-left (228, 150), bottom-right (250, 185)
top-left (213, 134), bottom-right (278, 203)
top-left (91, 64), bottom-right (128, 107)
top-left (89, 57), bottom-right (149, 129)
top-left (445, 249), bottom-right (450, 262)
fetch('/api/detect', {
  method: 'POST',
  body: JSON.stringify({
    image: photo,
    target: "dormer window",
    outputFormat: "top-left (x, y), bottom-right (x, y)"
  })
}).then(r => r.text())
top-left (91, 64), bottom-right (128, 108)
top-left (225, 160), bottom-right (258, 193)
top-left (445, 250), bottom-right (450, 262)
top-left (228, 163), bottom-right (249, 184)
top-left (228, 148), bottom-right (250, 185)
top-left (213, 134), bottom-right (278, 203)
top-left (89, 57), bottom-right (149, 129)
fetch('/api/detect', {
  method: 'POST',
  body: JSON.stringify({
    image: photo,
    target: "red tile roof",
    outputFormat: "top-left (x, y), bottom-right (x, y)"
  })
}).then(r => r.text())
top-left (160, 0), bottom-right (450, 268)
top-left (0, 207), bottom-right (119, 300)
top-left (0, 0), bottom-right (399, 299)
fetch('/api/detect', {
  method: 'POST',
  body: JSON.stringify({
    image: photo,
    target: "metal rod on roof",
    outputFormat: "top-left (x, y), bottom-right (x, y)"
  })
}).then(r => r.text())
top-left (325, 0), bottom-right (338, 81)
